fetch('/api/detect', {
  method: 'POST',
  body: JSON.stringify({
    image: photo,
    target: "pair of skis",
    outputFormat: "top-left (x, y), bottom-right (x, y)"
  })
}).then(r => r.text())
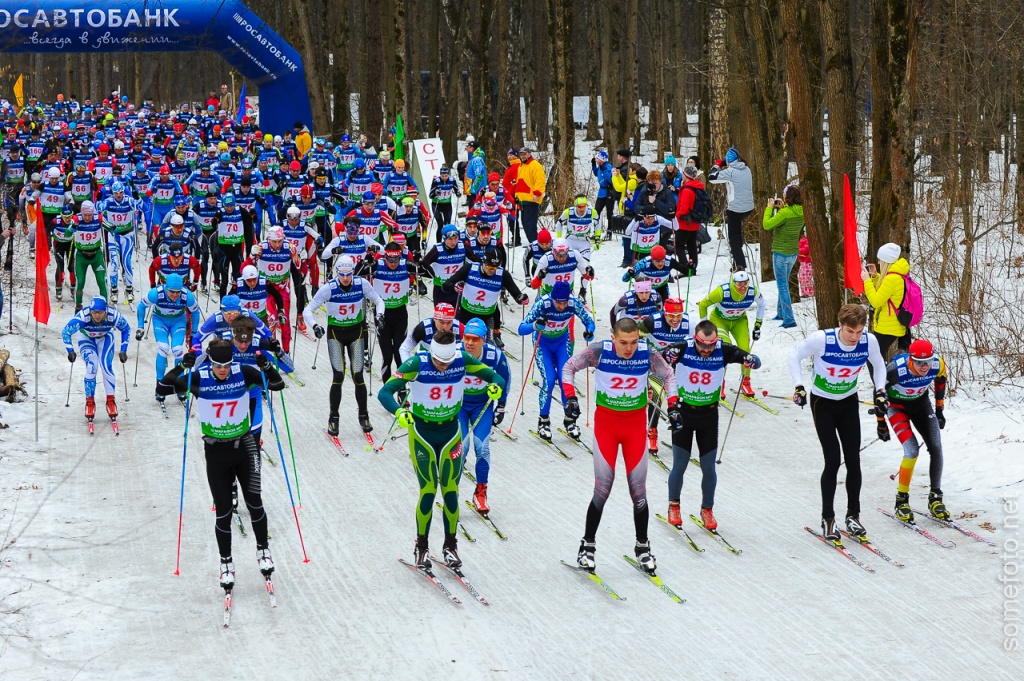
top-left (398, 557), bottom-right (490, 606)
top-left (222, 575), bottom-right (276, 628)
top-left (560, 556), bottom-right (685, 604)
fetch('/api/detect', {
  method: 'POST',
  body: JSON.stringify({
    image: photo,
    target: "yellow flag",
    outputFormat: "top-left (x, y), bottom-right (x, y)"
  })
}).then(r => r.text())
top-left (13, 75), bottom-right (24, 108)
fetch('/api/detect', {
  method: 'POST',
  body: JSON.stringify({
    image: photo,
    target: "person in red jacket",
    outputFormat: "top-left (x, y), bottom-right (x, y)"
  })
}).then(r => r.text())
top-left (674, 165), bottom-right (705, 275)
top-left (502, 149), bottom-right (521, 246)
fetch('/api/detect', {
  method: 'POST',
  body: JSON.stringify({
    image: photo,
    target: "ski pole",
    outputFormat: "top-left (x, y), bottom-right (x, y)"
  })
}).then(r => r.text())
top-left (122, 360), bottom-right (130, 402)
top-left (274, 360), bottom-right (302, 507)
top-left (311, 335), bottom-right (321, 370)
top-left (64, 359), bottom-right (75, 407)
top-left (585, 364), bottom-right (590, 427)
top-left (717, 369), bottom-right (747, 464)
top-left (173, 367), bottom-right (193, 576)
top-left (258, 353), bottom-right (310, 563)
top-left (133, 309), bottom-right (151, 387)
top-left (507, 333), bottom-right (541, 432)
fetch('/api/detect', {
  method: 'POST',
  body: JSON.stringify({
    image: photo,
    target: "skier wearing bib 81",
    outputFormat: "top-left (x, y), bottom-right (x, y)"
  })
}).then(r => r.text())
top-left (561, 318), bottom-right (677, 575)
top-left (377, 331), bottom-right (506, 571)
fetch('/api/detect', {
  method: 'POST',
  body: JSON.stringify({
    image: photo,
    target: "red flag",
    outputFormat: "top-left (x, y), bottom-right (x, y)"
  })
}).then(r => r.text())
top-left (33, 198), bottom-right (51, 324)
top-left (842, 174), bottom-right (864, 295)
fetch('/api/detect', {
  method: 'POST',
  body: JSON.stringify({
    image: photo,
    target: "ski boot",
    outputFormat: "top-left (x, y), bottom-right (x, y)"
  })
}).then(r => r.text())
top-left (85, 396), bottom-right (96, 419)
top-left (155, 392), bottom-right (166, 403)
top-left (647, 427), bottom-right (659, 455)
top-left (297, 319), bottom-right (308, 336)
top-left (177, 392), bottom-right (188, 405)
top-left (537, 416), bottom-right (553, 442)
top-left (492, 331), bottom-right (505, 350)
top-left (739, 375), bottom-right (754, 398)
top-left (473, 483), bottom-right (489, 514)
top-left (667, 501), bottom-right (682, 526)
top-left (845, 514), bottom-right (866, 537)
top-left (821, 517), bottom-right (840, 541)
top-left (256, 547), bottom-right (275, 576)
top-left (200, 285), bottom-right (209, 296)
top-left (125, 286), bottom-right (134, 303)
top-left (327, 413), bottom-right (340, 437)
top-left (55, 286), bottom-right (63, 302)
top-left (219, 556), bottom-right (235, 589)
top-left (577, 285), bottom-right (587, 305)
top-left (928, 490), bottom-right (950, 520)
top-left (417, 279), bottom-right (428, 296)
top-left (577, 539), bottom-right (596, 572)
top-left (564, 418), bottom-right (581, 440)
top-left (895, 492), bottom-right (914, 522)
top-left (109, 285), bottom-right (119, 305)
top-left (414, 535), bottom-right (431, 570)
top-left (358, 412), bottom-right (373, 433)
top-left (634, 540), bottom-right (657, 575)
top-left (106, 395), bottom-right (118, 418)
top-left (700, 507), bottom-right (718, 531)
top-left (442, 533), bottom-right (462, 569)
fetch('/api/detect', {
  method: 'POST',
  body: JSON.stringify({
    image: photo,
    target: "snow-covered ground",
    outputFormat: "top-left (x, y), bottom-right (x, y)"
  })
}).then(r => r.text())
top-left (0, 205), bottom-right (1021, 679)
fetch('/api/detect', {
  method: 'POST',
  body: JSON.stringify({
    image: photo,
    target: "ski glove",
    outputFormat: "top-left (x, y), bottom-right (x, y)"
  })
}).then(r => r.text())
top-left (181, 351), bottom-right (197, 369)
top-left (255, 352), bottom-right (272, 370)
top-left (584, 266), bottom-right (595, 280)
top-left (518, 293), bottom-right (530, 305)
top-left (876, 419), bottom-right (891, 442)
top-left (742, 354), bottom-right (760, 369)
top-left (313, 324), bottom-right (325, 339)
top-left (493, 405), bottom-right (505, 426)
top-left (535, 268), bottom-right (547, 282)
top-left (264, 337), bottom-right (282, 354)
top-left (277, 311), bottom-right (287, 327)
top-left (135, 329), bottom-right (144, 341)
top-left (67, 351), bottom-right (77, 363)
top-left (563, 396), bottom-right (581, 420)
top-left (752, 319), bottom-right (762, 341)
top-left (118, 351), bottom-right (129, 364)
top-left (622, 268), bottom-right (634, 282)
top-left (873, 389), bottom-right (888, 415)
top-left (534, 317), bottom-right (548, 331)
top-left (583, 330), bottom-right (595, 343)
top-left (375, 314), bottom-right (386, 334)
top-left (793, 385), bottom-right (807, 407)
top-left (667, 404), bottom-right (684, 431)
top-left (396, 408), bottom-right (414, 429)
top-left (486, 383), bottom-right (503, 400)
top-left (935, 408), bottom-right (946, 430)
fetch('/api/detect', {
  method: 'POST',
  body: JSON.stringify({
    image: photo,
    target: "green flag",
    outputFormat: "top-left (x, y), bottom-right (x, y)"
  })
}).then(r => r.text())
top-left (393, 114), bottom-right (405, 161)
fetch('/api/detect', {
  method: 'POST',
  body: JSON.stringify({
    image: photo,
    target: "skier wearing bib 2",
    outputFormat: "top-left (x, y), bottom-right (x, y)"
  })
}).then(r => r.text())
top-left (442, 247), bottom-right (529, 349)
top-left (661, 320), bottom-right (761, 529)
top-left (159, 339), bottom-right (285, 590)
top-left (561, 318), bottom-right (677, 574)
top-left (885, 338), bottom-right (949, 523)
top-left (788, 304), bottom-right (887, 541)
top-left (378, 331), bottom-right (506, 570)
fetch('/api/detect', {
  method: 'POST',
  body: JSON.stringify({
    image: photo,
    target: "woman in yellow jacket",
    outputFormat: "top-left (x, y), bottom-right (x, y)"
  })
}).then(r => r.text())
top-left (861, 242), bottom-right (911, 360)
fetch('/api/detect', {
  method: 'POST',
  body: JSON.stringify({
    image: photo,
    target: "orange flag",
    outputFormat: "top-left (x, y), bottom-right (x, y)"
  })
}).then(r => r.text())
top-left (842, 175), bottom-right (864, 295)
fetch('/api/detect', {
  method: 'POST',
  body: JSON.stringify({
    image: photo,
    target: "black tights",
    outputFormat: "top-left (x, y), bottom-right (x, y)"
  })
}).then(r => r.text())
top-left (811, 393), bottom-right (862, 519)
top-left (205, 433), bottom-right (268, 559)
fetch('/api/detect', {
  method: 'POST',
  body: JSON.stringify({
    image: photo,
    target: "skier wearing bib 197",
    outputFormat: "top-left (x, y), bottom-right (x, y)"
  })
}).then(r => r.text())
top-left (561, 318), bottom-right (677, 574)
top-left (661, 320), bottom-right (761, 529)
top-left (302, 255), bottom-right (385, 437)
top-left (100, 181), bottom-right (141, 304)
top-left (517, 281), bottom-right (596, 441)
top-left (885, 338), bottom-right (949, 523)
top-left (159, 339), bottom-right (285, 590)
top-left (377, 330), bottom-right (506, 571)
top-left (697, 270), bottom-right (765, 397)
top-left (62, 296), bottom-right (132, 421)
top-left (788, 304), bottom-right (887, 541)
top-left (458, 318), bottom-right (512, 514)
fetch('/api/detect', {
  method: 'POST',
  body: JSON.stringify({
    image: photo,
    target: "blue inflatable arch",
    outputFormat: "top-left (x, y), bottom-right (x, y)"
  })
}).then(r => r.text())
top-left (0, 0), bottom-right (313, 135)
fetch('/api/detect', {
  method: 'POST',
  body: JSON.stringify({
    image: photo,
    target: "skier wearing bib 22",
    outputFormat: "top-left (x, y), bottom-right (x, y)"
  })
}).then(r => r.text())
top-left (561, 318), bottom-right (677, 575)
top-left (378, 331), bottom-right (506, 571)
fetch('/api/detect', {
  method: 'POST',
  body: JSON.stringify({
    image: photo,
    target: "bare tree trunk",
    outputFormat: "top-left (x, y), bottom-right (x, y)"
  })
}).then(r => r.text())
top-left (708, 4), bottom-right (730, 157)
top-left (471, 3), bottom-right (496, 147)
top-left (626, 0), bottom-right (640, 155)
top-left (585, 0), bottom-right (602, 142)
top-left (440, 0), bottom-right (467, 161)
top-left (363, 0), bottom-right (385, 145)
top-left (495, 0), bottom-right (525, 155)
top-left (820, 0), bottom-right (858, 247)
top-left (781, 0), bottom-right (842, 325)
top-left (651, 2), bottom-right (671, 160)
top-left (868, 0), bottom-right (894, 257)
top-left (290, 0), bottom-right (330, 133)
top-left (547, 0), bottom-right (576, 211)
top-left (389, 0), bottom-right (407, 123)
top-left (887, 0), bottom-right (920, 249)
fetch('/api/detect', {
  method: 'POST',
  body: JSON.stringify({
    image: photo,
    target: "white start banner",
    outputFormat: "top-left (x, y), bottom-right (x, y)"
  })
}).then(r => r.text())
top-left (409, 138), bottom-right (446, 217)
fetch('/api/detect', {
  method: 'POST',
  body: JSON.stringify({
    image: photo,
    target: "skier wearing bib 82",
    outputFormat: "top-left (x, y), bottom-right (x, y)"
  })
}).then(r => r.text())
top-left (788, 304), bottom-right (887, 541)
top-left (378, 331), bottom-right (506, 571)
top-left (561, 318), bottom-right (677, 574)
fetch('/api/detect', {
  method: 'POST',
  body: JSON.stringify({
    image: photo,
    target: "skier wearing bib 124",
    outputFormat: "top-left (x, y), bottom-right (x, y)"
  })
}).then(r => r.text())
top-left (378, 331), bottom-right (506, 571)
top-left (698, 270), bottom-right (764, 397)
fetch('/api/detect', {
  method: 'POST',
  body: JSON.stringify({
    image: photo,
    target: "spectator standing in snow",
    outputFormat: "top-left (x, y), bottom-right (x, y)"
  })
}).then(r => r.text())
top-left (761, 184), bottom-right (804, 329)
top-left (707, 147), bottom-right (754, 270)
top-left (514, 147), bottom-right (546, 243)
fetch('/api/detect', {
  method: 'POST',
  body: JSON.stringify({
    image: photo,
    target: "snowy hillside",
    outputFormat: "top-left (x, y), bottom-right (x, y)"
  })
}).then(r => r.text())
top-left (0, 205), bottom-right (1020, 678)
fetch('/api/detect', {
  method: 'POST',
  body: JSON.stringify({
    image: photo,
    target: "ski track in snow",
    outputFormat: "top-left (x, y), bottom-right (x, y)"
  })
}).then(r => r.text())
top-left (0, 204), bottom-right (1021, 678)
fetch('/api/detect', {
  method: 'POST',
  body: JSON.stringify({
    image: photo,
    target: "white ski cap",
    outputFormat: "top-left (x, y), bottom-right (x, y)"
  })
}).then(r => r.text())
top-left (170, 214), bottom-right (184, 225)
top-left (286, 205), bottom-right (301, 218)
top-left (429, 337), bottom-right (459, 364)
top-left (267, 226), bottom-right (285, 241)
top-left (80, 200), bottom-right (95, 212)
top-left (877, 243), bottom-right (901, 264)
top-left (47, 167), bottom-right (60, 178)
top-left (241, 265), bottom-right (259, 280)
top-left (335, 255), bottom-right (357, 274)
top-left (732, 270), bottom-right (750, 283)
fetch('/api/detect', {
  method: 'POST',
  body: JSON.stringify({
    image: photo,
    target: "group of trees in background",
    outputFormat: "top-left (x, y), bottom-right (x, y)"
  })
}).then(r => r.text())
top-left (2, 0), bottom-right (1023, 375)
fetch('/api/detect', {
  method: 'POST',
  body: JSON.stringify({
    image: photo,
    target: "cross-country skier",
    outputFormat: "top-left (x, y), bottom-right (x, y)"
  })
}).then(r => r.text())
top-left (420, 224), bottom-right (472, 306)
top-left (377, 330), bottom-right (506, 570)
top-left (159, 339), bottom-right (285, 590)
top-left (788, 304), bottom-right (887, 541)
top-left (66, 200), bottom-right (107, 311)
top-left (193, 294), bottom-right (273, 349)
top-left (609, 278), bottom-right (662, 327)
top-left (442, 247), bottom-right (528, 349)
top-left (561, 318), bottom-right (677, 574)
top-left (136, 273), bottom-right (200, 402)
top-left (61, 296), bottom-right (131, 423)
top-left (638, 296), bottom-right (693, 456)
top-left (370, 241), bottom-right (416, 381)
top-left (399, 302), bottom-right (464, 362)
top-left (100, 180), bottom-right (141, 305)
top-left (697, 270), bottom-right (765, 397)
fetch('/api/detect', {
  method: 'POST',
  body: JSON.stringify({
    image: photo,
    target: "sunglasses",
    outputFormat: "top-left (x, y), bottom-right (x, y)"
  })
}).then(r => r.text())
top-left (695, 335), bottom-right (718, 350)
top-left (385, 256), bottom-right (402, 263)
top-left (911, 358), bottom-right (932, 367)
top-left (210, 358), bottom-right (232, 368)
top-left (337, 271), bottom-right (354, 277)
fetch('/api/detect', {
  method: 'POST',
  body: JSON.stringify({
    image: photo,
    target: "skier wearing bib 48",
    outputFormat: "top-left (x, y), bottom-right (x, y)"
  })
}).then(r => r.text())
top-left (159, 340), bottom-right (285, 589)
top-left (378, 331), bottom-right (506, 570)
top-left (302, 255), bottom-right (385, 436)
top-left (561, 318), bottom-right (677, 574)
top-left (885, 338), bottom-right (949, 522)
top-left (517, 281), bottom-right (596, 441)
top-left (661, 320), bottom-right (761, 529)
top-left (788, 304), bottom-right (887, 541)
top-left (698, 270), bottom-right (765, 397)
top-left (62, 296), bottom-right (132, 421)
top-left (458, 318), bottom-right (512, 513)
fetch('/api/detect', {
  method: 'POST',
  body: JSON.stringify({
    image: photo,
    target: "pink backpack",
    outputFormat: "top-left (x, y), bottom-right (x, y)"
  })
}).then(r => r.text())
top-left (888, 273), bottom-right (923, 327)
